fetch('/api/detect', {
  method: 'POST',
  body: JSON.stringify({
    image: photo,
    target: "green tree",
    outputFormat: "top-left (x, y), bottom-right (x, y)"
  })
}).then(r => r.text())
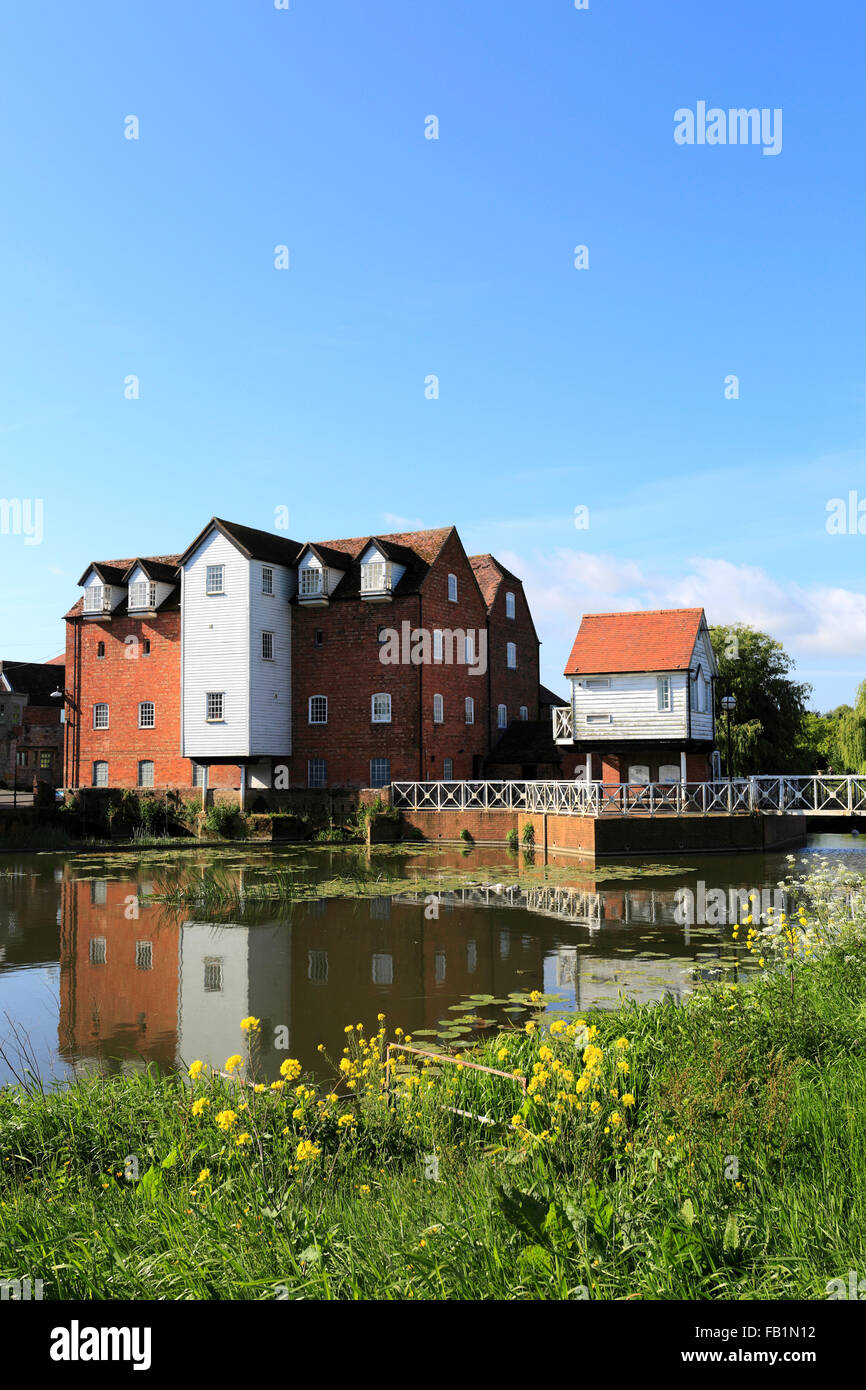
top-left (709, 625), bottom-right (812, 775)
top-left (835, 683), bottom-right (866, 772)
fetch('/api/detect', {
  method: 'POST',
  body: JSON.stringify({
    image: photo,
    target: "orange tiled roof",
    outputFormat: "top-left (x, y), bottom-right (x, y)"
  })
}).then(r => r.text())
top-left (564, 608), bottom-right (706, 676)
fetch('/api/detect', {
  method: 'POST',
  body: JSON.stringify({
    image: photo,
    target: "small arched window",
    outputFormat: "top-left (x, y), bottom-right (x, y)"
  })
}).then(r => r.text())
top-left (464, 696), bottom-right (474, 725)
top-left (433, 693), bottom-right (444, 724)
top-left (497, 704), bottom-right (507, 729)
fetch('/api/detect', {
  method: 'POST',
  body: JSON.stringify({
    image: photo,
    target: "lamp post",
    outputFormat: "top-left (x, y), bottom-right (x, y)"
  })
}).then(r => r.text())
top-left (50, 686), bottom-right (73, 794)
top-left (720, 694), bottom-right (737, 785)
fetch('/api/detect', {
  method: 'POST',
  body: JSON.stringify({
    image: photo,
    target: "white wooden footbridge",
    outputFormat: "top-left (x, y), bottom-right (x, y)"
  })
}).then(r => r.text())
top-left (391, 776), bottom-right (866, 818)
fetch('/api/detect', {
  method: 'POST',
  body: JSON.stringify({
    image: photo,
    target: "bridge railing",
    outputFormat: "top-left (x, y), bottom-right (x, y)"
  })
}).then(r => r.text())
top-left (390, 775), bottom-right (866, 817)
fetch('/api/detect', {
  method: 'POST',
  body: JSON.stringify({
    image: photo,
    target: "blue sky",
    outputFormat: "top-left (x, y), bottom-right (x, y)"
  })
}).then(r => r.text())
top-left (1, 0), bottom-right (864, 708)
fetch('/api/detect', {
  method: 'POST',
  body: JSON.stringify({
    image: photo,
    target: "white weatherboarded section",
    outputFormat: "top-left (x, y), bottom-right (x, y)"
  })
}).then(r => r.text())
top-left (571, 671), bottom-right (691, 741)
top-left (181, 530), bottom-right (251, 758)
top-left (177, 923), bottom-right (250, 1070)
top-left (249, 559), bottom-right (293, 757)
top-left (688, 626), bottom-right (717, 741)
top-left (176, 921), bottom-right (292, 1077)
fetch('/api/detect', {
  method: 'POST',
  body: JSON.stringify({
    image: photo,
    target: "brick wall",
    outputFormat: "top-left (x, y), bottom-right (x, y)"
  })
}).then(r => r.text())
top-left (487, 575), bottom-right (540, 748)
top-left (288, 531), bottom-right (491, 788)
top-left (0, 705), bottom-right (63, 787)
top-left (66, 612), bottom-right (239, 790)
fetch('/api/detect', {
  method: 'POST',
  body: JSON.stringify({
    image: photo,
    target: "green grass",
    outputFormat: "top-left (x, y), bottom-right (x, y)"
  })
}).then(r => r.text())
top-left (2, 863), bottom-right (866, 1299)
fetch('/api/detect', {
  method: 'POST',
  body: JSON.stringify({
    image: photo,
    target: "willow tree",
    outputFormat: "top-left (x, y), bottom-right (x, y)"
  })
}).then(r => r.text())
top-left (709, 625), bottom-right (811, 775)
top-left (835, 682), bottom-right (866, 772)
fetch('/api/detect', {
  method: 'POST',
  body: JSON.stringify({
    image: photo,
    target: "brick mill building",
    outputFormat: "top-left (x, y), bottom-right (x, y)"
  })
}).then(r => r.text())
top-left (63, 519), bottom-right (542, 794)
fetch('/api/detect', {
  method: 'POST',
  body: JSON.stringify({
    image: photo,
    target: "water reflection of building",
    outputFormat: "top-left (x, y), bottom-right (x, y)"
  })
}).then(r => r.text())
top-left (51, 866), bottom-right (765, 1079)
top-left (58, 877), bottom-right (178, 1071)
top-left (547, 947), bottom-right (692, 1008)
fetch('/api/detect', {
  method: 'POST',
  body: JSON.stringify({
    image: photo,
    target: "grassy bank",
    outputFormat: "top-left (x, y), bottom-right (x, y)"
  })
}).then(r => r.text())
top-left (1, 861), bottom-right (865, 1300)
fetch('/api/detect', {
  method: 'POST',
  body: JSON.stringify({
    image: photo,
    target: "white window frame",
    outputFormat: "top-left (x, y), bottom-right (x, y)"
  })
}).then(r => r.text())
top-left (300, 566), bottom-right (326, 597)
top-left (206, 692), bottom-right (225, 722)
top-left (447, 573), bottom-right (458, 602)
top-left (464, 633), bottom-right (475, 665)
top-left (262, 631), bottom-right (274, 660)
top-left (464, 696), bottom-right (474, 725)
top-left (309, 695), bottom-right (328, 725)
top-left (433, 693), bottom-right (444, 724)
top-left (586, 713), bottom-right (612, 724)
top-left (506, 641), bottom-right (517, 669)
top-left (262, 566), bottom-right (274, 595)
top-left (657, 676), bottom-right (672, 712)
top-left (137, 760), bottom-right (155, 788)
top-left (138, 701), bottom-right (155, 729)
top-left (206, 565), bottom-right (225, 595)
top-left (92, 760), bottom-right (108, 787)
top-left (442, 757), bottom-right (454, 780)
top-left (370, 757), bottom-right (390, 787)
top-left (128, 580), bottom-right (156, 610)
top-left (505, 591), bottom-right (515, 619)
top-left (433, 629), bottom-right (443, 662)
top-left (371, 693), bottom-right (391, 723)
top-left (519, 705), bottom-right (528, 720)
top-left (135, 941), bottom-right (153, 971)
top-left (586, 677), bottom-right (611, 691)
top-left (93, 703), bottom-right (109, 730)
top-left (497, 703), bottom-right (507, 729)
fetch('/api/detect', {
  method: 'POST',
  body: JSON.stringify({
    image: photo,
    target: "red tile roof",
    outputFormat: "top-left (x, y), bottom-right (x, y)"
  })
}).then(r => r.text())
top-left (564, 608), bottom-right (706, 676)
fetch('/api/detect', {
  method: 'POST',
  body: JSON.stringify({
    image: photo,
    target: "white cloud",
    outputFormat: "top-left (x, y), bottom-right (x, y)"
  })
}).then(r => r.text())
top-left (382, 512), bottom-right (424, 529)
top-left (501, 547), bottom-right (866, 662)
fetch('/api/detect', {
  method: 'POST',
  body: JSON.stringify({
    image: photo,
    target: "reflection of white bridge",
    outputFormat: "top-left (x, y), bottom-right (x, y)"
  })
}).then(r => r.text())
top-left (391, 777), bottom-right (866, 817)
top-left (394, 884), bottom-right (697, 928)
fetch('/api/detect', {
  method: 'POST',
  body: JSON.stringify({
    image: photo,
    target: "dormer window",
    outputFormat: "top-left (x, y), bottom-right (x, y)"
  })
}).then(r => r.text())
top-left (361, 558), bottom-right (393, 596)
top-left (299, 567), bottom-right (328, 598)
top-left (128, 581), bottom-right (156, 610)
top-left (84, 585), bottom-right (111, 613)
